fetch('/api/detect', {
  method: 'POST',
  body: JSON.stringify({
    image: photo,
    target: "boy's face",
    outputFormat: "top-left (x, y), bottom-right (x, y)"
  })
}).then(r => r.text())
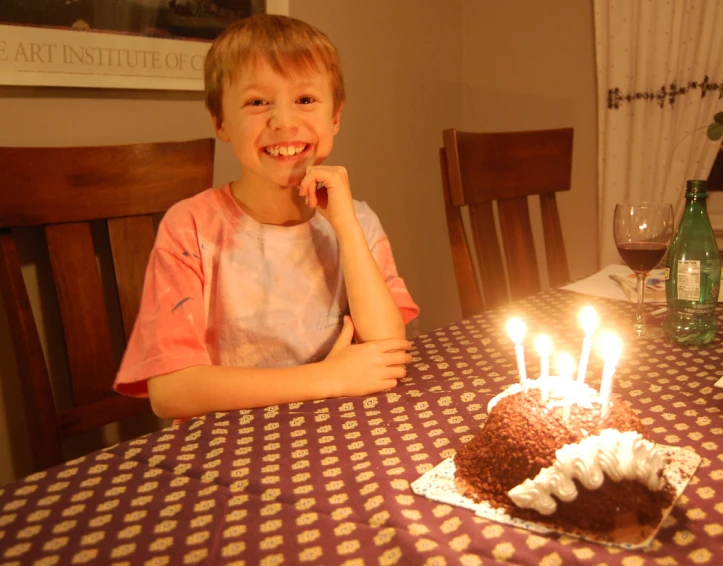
top-left (215, 58), bottom-right (342, 190)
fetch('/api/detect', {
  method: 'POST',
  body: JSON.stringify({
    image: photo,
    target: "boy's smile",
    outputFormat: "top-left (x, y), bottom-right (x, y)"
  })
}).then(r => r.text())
top-left (215, 58), bottom-right (341, 195)
top-left (264, 143), bottom-right (309, 158)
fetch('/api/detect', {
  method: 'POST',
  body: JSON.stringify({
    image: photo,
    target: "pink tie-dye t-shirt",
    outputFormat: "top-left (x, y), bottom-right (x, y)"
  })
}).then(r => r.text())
top-left (114, 184), bottom-right (419, 397)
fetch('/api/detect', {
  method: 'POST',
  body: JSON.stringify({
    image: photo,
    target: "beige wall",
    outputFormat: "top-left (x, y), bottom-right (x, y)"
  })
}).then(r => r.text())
top-left (0, 0), bottom-right (598, 485)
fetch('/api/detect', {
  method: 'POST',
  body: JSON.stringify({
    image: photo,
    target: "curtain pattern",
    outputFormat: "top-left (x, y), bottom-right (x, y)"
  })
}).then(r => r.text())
top-left (594, 0), bottom-right (723, 266)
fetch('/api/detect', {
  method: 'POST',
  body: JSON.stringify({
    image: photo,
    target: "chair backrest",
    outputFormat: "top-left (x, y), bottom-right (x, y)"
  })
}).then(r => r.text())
top-left (440, 128), bottom-right (573, 317)
top-left (0, 138), bottom-right (215, 470)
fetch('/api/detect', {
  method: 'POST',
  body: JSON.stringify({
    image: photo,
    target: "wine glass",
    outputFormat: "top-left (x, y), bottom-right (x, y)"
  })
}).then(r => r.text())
top-left (613, 203), bottom-right (674, 338)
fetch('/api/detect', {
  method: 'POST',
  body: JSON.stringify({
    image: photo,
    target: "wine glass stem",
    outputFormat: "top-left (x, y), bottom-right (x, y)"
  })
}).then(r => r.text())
top-left (635, 272), bottom-right (647, 336)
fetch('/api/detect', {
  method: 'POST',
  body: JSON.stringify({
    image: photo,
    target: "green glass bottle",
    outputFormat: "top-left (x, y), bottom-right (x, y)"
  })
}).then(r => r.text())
top-left (663, 180), bottom-right (721, 346)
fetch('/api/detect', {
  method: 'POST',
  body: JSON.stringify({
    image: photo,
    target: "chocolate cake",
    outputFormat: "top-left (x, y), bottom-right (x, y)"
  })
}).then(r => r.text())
top-left (454, 379), bottom-right (675, 537)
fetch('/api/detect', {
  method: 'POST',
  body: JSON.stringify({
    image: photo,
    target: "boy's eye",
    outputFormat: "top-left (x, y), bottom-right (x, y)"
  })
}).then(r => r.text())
top-left (245, 99), bottom-right (266, 107)
top-left (298, 96), bottom-right (316, 105)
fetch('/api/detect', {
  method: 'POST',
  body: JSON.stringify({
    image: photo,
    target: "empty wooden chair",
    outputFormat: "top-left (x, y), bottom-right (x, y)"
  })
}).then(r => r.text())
top-left (439, 128), bottom-right (573, 317)
top-left (0, 138), bottom-right (215, 470)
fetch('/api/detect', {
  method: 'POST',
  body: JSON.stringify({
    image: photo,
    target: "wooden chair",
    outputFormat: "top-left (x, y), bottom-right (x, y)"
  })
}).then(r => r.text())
top-left (0, 138), bottom-right (215, 470)
top-left (439, 128), bottom-right (573, 317)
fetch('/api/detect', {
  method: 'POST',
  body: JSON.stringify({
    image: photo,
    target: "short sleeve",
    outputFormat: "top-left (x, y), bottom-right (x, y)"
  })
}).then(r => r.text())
top-left (371, 236), bottom-right (420, 325)
top-left (114, 211), bottom-right (212, 397)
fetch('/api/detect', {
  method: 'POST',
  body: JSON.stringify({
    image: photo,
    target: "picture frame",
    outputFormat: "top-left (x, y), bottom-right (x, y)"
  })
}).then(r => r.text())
top-left (0, 0), bottom-right (288, 91)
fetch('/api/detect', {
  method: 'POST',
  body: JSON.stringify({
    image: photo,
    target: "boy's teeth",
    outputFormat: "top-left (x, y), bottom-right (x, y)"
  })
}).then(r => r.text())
top-left (266, 144), bottom-right (306, 157)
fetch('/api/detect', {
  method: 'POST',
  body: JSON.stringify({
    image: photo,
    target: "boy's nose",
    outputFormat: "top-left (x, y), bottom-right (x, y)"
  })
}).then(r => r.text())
top-left (268, 105), bottom-right (297, 131)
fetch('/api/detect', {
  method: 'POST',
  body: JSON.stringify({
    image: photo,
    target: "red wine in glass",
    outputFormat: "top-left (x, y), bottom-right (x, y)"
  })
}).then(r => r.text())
top-left (615, 242), bottom-right (668, 273)
top-left (613, 203), bottom-right (674, 338)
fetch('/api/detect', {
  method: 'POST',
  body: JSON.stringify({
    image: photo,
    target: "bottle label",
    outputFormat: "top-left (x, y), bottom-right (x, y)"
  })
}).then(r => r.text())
top-left (676, 260), bottom-right (701, 300)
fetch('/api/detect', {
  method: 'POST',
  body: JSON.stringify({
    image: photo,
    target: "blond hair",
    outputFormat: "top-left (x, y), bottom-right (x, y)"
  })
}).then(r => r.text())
top-left (204, 14), bottom-right (345, 125)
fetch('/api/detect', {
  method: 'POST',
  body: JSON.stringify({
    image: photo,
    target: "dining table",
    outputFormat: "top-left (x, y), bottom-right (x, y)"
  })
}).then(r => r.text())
top-left (1, 287), bottom-right (722, 565)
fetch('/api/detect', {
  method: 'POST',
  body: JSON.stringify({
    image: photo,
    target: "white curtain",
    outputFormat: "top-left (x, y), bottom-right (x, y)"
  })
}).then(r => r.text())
top-left (594, 0), bottom-right (723, 267)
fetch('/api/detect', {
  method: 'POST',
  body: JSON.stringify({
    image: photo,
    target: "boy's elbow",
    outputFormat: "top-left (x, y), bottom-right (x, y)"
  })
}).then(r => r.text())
top-left (148, 385), bottom-right (176, 420)
top-left (149, 396), bottom-right (175, 420)
top-left (147, 374), bottom-right (193, 420)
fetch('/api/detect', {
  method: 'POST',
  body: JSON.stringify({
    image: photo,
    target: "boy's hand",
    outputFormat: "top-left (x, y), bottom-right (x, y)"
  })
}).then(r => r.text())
top-left (298, 165), bottom-right (356, 231)
top-left (323, 316), bottom-right (412, 397)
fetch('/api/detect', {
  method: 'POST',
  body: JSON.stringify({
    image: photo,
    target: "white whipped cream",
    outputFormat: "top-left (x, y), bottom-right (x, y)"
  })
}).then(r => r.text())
top-left (507, 429), bottom-right (668, 515)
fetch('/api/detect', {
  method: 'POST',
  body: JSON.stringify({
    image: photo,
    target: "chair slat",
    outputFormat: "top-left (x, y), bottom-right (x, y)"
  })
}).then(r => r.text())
top-left (440, 149), bottom-right (484, 318)
top-left (469, 204), bottom-right (509, 311)
top-left (441, 130), bottom-right (466, 207)
top-left (108, 216), bottom-right (157, 343)
top-left (0, 230), bottom-right (63, 469)
top-left (46, 223), bottom-right (117, 406)
top-left (497, 198), bottom-right (541, 301)
top-left (540, 193), bottom-right (570, 287)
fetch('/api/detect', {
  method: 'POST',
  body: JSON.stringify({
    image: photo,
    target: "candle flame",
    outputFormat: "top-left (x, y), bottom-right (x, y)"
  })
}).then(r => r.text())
top-left (579, 306), bottom-right (599, 336)
top-left (506, 317), bottom-right (527, 345)
top-left (535, 335), bottom-right (553, 357)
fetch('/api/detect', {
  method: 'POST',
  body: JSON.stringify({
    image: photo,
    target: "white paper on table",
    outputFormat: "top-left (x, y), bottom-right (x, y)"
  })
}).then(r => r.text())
top-left (715, 376), bottom-right (723, 388)
top-left (563, 264), bottom-right (723, 303)
top-left (562, 264), bottom-right (664, 303)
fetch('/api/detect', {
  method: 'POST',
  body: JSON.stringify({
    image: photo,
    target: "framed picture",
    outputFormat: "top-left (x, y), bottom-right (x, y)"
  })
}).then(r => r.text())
top-left (0, 0), bottom-right (287, 91)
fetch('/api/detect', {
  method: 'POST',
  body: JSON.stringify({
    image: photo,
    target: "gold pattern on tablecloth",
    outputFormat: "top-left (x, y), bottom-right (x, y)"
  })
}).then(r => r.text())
top-left (492, 541), bottom-right (516, 561)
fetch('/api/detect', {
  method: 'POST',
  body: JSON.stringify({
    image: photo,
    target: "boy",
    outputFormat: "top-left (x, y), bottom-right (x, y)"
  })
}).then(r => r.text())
top-left (114, 14), bottom-right (419, 420)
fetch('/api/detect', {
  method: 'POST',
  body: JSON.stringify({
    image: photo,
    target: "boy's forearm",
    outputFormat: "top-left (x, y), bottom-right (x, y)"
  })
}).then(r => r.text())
top-left (148, 363), bottom-right (337, 420)
top-left (335, 221), bottom-right (406, 341)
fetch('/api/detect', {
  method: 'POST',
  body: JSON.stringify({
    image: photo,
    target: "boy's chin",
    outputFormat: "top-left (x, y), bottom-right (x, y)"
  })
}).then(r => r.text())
top-left (276, 175), bottom-right (304, 189)
top-left (277, 169), bottom-right (307, 188)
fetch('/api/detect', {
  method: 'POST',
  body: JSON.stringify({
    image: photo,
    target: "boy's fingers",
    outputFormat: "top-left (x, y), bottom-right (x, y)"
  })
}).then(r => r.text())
top-left (327, 316), bottom-right (353, 357)
top-left (298, 180), bottom-right (314, 207)
top-left (299, 168), bottom-right (321, 197)
top-left (308, 184), bottom-right (317, 208)
top-left (337, 316), bottom-right (354, 343)
top-left (339, 315), bottom-right (354, 341)
top-left (374, 338), bottom-right (413, 352)
top-left (385, 351), bottom-right (413, 366)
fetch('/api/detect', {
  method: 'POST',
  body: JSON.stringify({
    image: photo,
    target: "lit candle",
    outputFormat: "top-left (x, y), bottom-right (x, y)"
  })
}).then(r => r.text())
top-left (535, 335), bottom-right (553, 401)
top-left (598, 332), bottom-right (623, 416)
top-left (576, 306), bottom-right (599, 384)
top-left (556, 353), bottom-right (576, 421)
top-left (506, 317), bottom-right (528, 388)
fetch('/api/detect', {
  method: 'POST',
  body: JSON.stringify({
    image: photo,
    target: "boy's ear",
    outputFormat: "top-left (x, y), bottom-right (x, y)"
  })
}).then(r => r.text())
top-left (214, 115), bottom-right (231, 143)
top-left (332, 103), bottom-right (343, 135)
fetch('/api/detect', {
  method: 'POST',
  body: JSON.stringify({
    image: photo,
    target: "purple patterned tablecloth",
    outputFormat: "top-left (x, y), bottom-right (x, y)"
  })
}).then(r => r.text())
top-left (1, 289), bottom-right (722, 565)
